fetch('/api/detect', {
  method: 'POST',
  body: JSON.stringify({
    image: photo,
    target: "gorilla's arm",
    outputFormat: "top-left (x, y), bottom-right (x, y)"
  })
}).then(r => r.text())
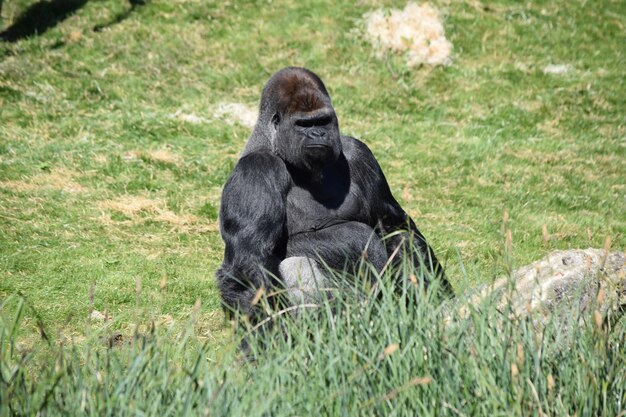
top-left (376, 201), bottom-right (451, 292)
top-left (216, 152), bottom-right (291, 319)
top-left (344, 137), bottom-right (452, 294)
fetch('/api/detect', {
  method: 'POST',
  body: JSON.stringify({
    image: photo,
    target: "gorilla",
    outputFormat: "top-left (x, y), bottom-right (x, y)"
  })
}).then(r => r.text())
top-left (217, 67), bottom-right (450, 321)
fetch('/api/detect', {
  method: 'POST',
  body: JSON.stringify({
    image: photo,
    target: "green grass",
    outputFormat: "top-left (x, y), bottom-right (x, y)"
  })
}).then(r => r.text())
top-left (2, 264), bottom-right (625, 416)
top-left (1, 0), bottom-right (625, 414)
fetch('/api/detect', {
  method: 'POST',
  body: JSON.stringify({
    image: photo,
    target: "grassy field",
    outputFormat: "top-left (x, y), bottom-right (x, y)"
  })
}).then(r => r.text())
top-left (1, 0), bottom-right (625, 414)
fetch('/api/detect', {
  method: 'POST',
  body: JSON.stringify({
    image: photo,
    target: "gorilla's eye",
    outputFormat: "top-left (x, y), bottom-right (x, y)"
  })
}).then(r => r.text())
top-left (295, 116), bottom-right (332, 128)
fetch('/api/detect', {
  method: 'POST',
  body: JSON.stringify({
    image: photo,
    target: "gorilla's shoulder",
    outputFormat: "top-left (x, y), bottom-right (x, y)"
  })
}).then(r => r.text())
top-left (237, 151), bottom-right (286, 170)
top-left (341, 135), bottom-right (374, 154)
top-left (234, 151), bottom-right (290, 184)
top-left (341, 136), bottom-right (378, 164)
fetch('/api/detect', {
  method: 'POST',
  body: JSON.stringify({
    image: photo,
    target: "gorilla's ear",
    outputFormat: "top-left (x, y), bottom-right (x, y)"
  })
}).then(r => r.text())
top-left (268, 113), bottom-right (281, 151)
top-left (271, 113), bottom-right (281, 127)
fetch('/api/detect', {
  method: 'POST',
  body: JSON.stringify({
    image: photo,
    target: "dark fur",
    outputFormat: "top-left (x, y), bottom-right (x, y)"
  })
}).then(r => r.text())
top-left (217, 67), bottom-right (450, 321)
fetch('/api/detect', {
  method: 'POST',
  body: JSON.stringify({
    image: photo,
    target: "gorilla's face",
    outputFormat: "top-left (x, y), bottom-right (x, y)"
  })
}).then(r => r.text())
top-left (253, 67), bottom-right (343, 174)
top-left (275, 107), bottom-right (342, 172)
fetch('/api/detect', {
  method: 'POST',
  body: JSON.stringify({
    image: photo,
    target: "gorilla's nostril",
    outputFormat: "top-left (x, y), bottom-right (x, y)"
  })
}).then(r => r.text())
top-left (309, 129), bottom-right (326, 138)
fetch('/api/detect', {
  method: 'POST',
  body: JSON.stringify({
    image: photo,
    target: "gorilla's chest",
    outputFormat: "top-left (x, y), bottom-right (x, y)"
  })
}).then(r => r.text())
top-left (285, 177), bottom-right (364, 235)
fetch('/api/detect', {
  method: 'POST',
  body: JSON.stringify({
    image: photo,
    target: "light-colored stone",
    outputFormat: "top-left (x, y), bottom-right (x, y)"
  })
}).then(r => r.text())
top-left (363, 3), bottom-right (453, 67)
top-left (279, 256), bottom-right (329, 304)
top-left (89, 310), bottom-right (107, 322)
top-left (171, 110), bottom-right (209, 124)
top-left (460, 248), bottom-right (625, 322)
top-left (213, 103), bottom-right (257, 129)
top-left (543, 64), bottom-right (571, 75)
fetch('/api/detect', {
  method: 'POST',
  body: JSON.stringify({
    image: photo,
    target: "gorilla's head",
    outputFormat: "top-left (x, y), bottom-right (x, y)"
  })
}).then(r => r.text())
top-left (252, 67), bottom-right (342, 172)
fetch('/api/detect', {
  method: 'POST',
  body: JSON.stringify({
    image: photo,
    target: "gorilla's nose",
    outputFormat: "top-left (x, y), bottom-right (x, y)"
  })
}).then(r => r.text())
top-left (308, 129), bottom-right (326, 139)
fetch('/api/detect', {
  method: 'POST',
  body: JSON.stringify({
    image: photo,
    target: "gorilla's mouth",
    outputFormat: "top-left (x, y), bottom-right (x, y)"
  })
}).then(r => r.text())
top-left (303, 144), bottom-right (335, 167)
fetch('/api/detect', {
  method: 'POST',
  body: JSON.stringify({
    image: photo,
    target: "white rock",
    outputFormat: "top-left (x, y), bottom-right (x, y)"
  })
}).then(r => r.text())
top-left (172, 110), bottom-right (209, 124)
top-left (213, 103), bottom-right (257, 129)
top-left (543, 64), bottom-right (571, 75)
top-left (363, 2), bottom-right (453, 67)
top-left (89, 310), bottom-right (107, 322)
top-left (458, 248), bottom-right (625, 322)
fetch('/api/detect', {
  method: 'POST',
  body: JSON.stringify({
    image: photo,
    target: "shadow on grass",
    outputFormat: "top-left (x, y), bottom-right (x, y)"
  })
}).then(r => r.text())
top-left (0, 0), bottom-right (88, 42)
top-left (0, 0), bottom-right (147, 42)
top-left (93, 0), bottom-right (146, 33)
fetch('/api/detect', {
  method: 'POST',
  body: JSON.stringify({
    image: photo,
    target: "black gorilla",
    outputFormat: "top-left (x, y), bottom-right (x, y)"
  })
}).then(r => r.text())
top-left (217, 67), bottom-right (450, 320)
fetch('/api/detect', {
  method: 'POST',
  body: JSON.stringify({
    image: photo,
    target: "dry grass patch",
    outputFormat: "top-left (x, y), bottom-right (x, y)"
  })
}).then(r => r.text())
top-left (93, 154), bottom-right (109, 164)
top-left (97, 195), bottom-right (217, 232)
top-left (122, 148), bottom-right (182, 165)
top-left (0, 180), bottom-right (39, 193)
top-left (146, 148), bottom-right (182, 165)
top-left (100, 195), bottom-right (163, 218)
top-left (0, 168), bottom-right (86, 194)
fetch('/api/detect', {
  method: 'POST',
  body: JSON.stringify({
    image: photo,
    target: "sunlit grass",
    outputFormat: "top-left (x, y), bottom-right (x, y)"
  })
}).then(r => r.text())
top-left (0, 0), bottom-right (625, 413)
top-left (2, 257), bottom-right (624, 415)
